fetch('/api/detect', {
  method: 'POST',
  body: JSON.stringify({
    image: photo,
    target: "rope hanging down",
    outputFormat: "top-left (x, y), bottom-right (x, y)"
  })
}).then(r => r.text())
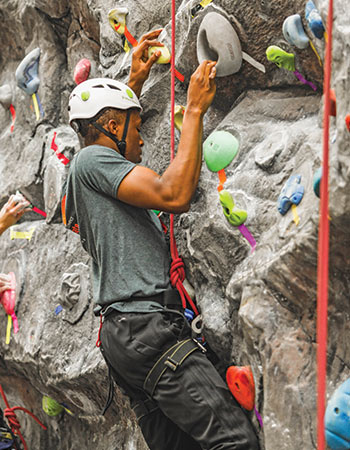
top-left (169, 0), bottom-right (199, 317)
top-left (0, 384), bottom-right (47, 450)
top-left (317, 1), bottom-right (333, 449)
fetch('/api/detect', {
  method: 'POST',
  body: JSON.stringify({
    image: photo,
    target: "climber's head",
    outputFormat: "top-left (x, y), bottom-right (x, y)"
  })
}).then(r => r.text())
top-left (68, 78), bottom-right (143, 161)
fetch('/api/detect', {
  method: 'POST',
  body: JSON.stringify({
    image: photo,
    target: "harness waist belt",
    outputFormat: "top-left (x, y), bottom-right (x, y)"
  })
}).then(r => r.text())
top-left (143, 338), bottom-right (205, 397)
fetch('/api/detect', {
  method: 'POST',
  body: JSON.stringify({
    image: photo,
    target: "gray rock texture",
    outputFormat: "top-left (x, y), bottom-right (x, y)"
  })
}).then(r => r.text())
top-left (0, 0), bottom-right (349, 449)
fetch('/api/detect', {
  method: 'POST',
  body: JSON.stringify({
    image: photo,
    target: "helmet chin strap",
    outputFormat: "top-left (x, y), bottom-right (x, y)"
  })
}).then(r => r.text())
top-left (91, 110), bottom-right (131, 157)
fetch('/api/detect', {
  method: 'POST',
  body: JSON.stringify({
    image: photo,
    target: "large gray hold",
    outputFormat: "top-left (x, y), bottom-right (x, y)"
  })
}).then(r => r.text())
top-left (197, 12), bottom-right (242, 76)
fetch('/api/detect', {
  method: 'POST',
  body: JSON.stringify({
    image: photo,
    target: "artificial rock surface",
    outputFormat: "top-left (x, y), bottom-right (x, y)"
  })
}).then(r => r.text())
top-left (0, 0), bottom-right (348, 449)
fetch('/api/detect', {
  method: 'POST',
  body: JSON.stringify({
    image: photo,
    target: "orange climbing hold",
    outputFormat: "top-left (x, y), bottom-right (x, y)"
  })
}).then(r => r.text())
top-left (345, 114), bottom-right (350, 132)
top-left (226, 366), bottom-right (255, 411)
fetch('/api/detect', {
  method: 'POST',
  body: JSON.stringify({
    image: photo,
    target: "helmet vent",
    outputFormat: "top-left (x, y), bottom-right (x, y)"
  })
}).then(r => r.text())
top-left (107, 84), bottom-right (122, 91)
top-left (93, 84), bottom-right (105, 88)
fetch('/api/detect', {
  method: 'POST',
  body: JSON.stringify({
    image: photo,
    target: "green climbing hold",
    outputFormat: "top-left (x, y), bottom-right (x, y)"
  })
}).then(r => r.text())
top-left (42, 395), bottom-right (64, 417)
top-left (126, 88), bottom-right (134, 98)
top-left (266, 46), bottom-right (296, 72)
top-left (81, 91), bottom-right (90, 101)
top-left (219, 190), bottom-right (247, 226)
top-left (203, 131), bottom-right (239, 172)
top-left (148, 46), bottom-right (171, 64)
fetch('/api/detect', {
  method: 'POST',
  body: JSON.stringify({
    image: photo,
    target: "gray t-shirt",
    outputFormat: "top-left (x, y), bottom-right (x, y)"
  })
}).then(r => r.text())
top-left (62, 144), bottom-right (171, 306)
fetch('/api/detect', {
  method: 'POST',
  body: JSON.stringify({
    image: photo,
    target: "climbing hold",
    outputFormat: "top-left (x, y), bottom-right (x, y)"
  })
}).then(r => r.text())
top-left (42, 396), bottom-right (64, 417)
top-left (74, 58), bottom-right (91, 85)
top-left (305, 0), bottom-right (325, 39)
top-left (218, 190), bottom-right (256, 251)
top-left (148, 46), bottom-right (171, 64)
top-left (197, 13), bottom-right (265, 75)
top-left (0, 84), bottom-right (12, 109)
top-left (266, 45), bottom-right (295, 71)
top-left (0, 273), bottom-right (18, 345)
top-left (345, 115), bottom-right (350, 132)
top-left (15, 48), bottom-right (41, 95)
top-left (313, 167), bottom-right (322, 198)
top-left (219, 190), bottom-right (247, 226)
top-left (51, 132), bottom-right (70, 165)
top-left (226, 366), bottom-right (255, 411)
top-left (174, 105), bottom-right (185, 131)
top-left (55, 305), bottom-right (63, 315)
top-left (10, 226), bottom-right (35, 241)
top-left (191, 0), bottom-right (213, 18)
top-left (329, 89), bottom-right (336, 117)
top-left (266, 46), bottom-right (317, 90)
top-left (15, 48), bottom-right (44, 120)
top-left (108, 7), bottom-right (138, 51)
top-left (108, 7), bottom-right (128, 35)
top-left (0, 85), bottom-right (16, 132)
top-left (325, 378), bottom-right (350, 450)
top-left (282, 14), bottom-right (309, 49)
top-left (203, 130), bottom-right (239, 172)
top-left (277, 174), bottom-right (304, 215)
top-left (197, 12), bottom-right (242, 76)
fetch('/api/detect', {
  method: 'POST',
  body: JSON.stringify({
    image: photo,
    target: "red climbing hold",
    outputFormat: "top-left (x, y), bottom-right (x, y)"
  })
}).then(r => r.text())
top-left (74, 58), bottom-right (91, 85)
top-left (345, 114), bottom-right (350, 132)
top-left (226, 366), bottom-right (255, 411)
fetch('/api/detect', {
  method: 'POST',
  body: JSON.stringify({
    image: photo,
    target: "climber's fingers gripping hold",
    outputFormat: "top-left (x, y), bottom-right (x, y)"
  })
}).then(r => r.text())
top-left (187, 60), bottom-right (217, 116)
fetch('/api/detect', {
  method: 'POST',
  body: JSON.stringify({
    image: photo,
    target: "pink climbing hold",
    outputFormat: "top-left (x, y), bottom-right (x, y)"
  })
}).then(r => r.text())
top-left (0, 272), bottom-right (19, 334)
top-left (74, 59), bottom-right (91, 85)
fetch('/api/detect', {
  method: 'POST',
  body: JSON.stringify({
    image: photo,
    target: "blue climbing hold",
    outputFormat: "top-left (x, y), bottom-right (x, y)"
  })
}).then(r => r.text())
top-left (277, 174), bottom-right (304, 215)
top-left (305, 0), bottom-right (325, 39)
top-left (313, 167), bottom-right (322, 198)
top-left (325, 378), bottom-right (350, 450)
top-left (15, 48), bottom-right (41, 95)
top-left (282, 14), bottom-right (310, 49)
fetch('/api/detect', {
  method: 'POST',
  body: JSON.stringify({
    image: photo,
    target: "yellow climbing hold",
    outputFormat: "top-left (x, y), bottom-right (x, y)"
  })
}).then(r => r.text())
top-left (291, 204), bottom-right (300, 226)
top-left (148, 46), bottom-right (171, 64)
top-left (174, 105), bottom-right (185, 131)
top-left (108, 7), bottom-right (128, 35)
top-left (10, 227), bottom-right (35, 241)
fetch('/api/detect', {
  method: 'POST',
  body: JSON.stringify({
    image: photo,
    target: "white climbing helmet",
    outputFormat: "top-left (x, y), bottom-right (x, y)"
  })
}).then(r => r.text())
top-left (68, 78), bottom-right (142, 125)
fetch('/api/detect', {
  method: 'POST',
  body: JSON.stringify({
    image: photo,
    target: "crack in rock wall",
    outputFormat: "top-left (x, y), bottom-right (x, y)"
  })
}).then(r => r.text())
top-left (0, 0), bottom-right (349, 449)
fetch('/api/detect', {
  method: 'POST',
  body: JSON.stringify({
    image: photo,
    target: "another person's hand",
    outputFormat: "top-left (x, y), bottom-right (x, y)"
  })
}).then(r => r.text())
top-left (186, 60), bottom-right (217, 116)
top-left (128, 29), bottom-right (164, 96)
top-left (0, 194), bottom-right (31, 235)
top-left (0, 273), bottom-right (11, 294)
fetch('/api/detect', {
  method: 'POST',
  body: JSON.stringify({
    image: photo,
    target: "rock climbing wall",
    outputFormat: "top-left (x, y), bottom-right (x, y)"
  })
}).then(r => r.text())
top-left (0, 0), bottom-right (348, 448)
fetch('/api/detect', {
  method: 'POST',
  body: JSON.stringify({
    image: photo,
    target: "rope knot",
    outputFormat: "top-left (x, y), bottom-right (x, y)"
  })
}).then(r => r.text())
top-left (4, 408), bottom-right (21, 432)
top-left (170, 257), bottom-right (185, 288)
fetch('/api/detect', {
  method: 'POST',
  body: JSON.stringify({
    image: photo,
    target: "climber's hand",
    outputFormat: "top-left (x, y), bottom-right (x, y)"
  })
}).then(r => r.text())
top-left (128, 29), bottom-right (164, 96)
top-left (0, 195), bottom-right (31, 235)
top-left (0, 273), bottom-right (11, 294)
top-left (187, 60), bottom-right (217, 116)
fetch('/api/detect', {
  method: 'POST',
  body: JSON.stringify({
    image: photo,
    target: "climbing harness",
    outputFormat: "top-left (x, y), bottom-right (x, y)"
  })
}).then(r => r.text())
top-left (0, 385), bottom-right (46, 450)
top-left (50, 132), bottom-right (70, 166)
top-left (0, 273), bottom-right (18, 345)
top-left (143, 338), bottom-right (206, 397)
top-left (316, 0), bottom-right (333, 448)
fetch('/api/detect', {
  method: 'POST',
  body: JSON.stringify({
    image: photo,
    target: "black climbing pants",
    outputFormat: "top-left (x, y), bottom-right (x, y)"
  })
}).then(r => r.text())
top-left (100, 310), bottom-right (259, 450)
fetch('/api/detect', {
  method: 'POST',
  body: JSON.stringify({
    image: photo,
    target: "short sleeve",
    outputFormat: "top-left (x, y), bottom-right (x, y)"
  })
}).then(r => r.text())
top-left (76, 145), bottom-right (136, 198)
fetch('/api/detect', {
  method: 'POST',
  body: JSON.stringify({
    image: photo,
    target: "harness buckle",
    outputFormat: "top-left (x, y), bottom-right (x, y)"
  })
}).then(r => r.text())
top-left (164, 357), bottom-right (179, 371)
top-left (194, 338), bottom-right (207, 353)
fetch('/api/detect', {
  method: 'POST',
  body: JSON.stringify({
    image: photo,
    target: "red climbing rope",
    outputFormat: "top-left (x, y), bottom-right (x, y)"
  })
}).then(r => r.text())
top-left (317, 1), bottom-right (333, 449)
top-left (0, 384), bottom-right (47, 450)
top-left (169, 0), bottom-right (199, 317)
